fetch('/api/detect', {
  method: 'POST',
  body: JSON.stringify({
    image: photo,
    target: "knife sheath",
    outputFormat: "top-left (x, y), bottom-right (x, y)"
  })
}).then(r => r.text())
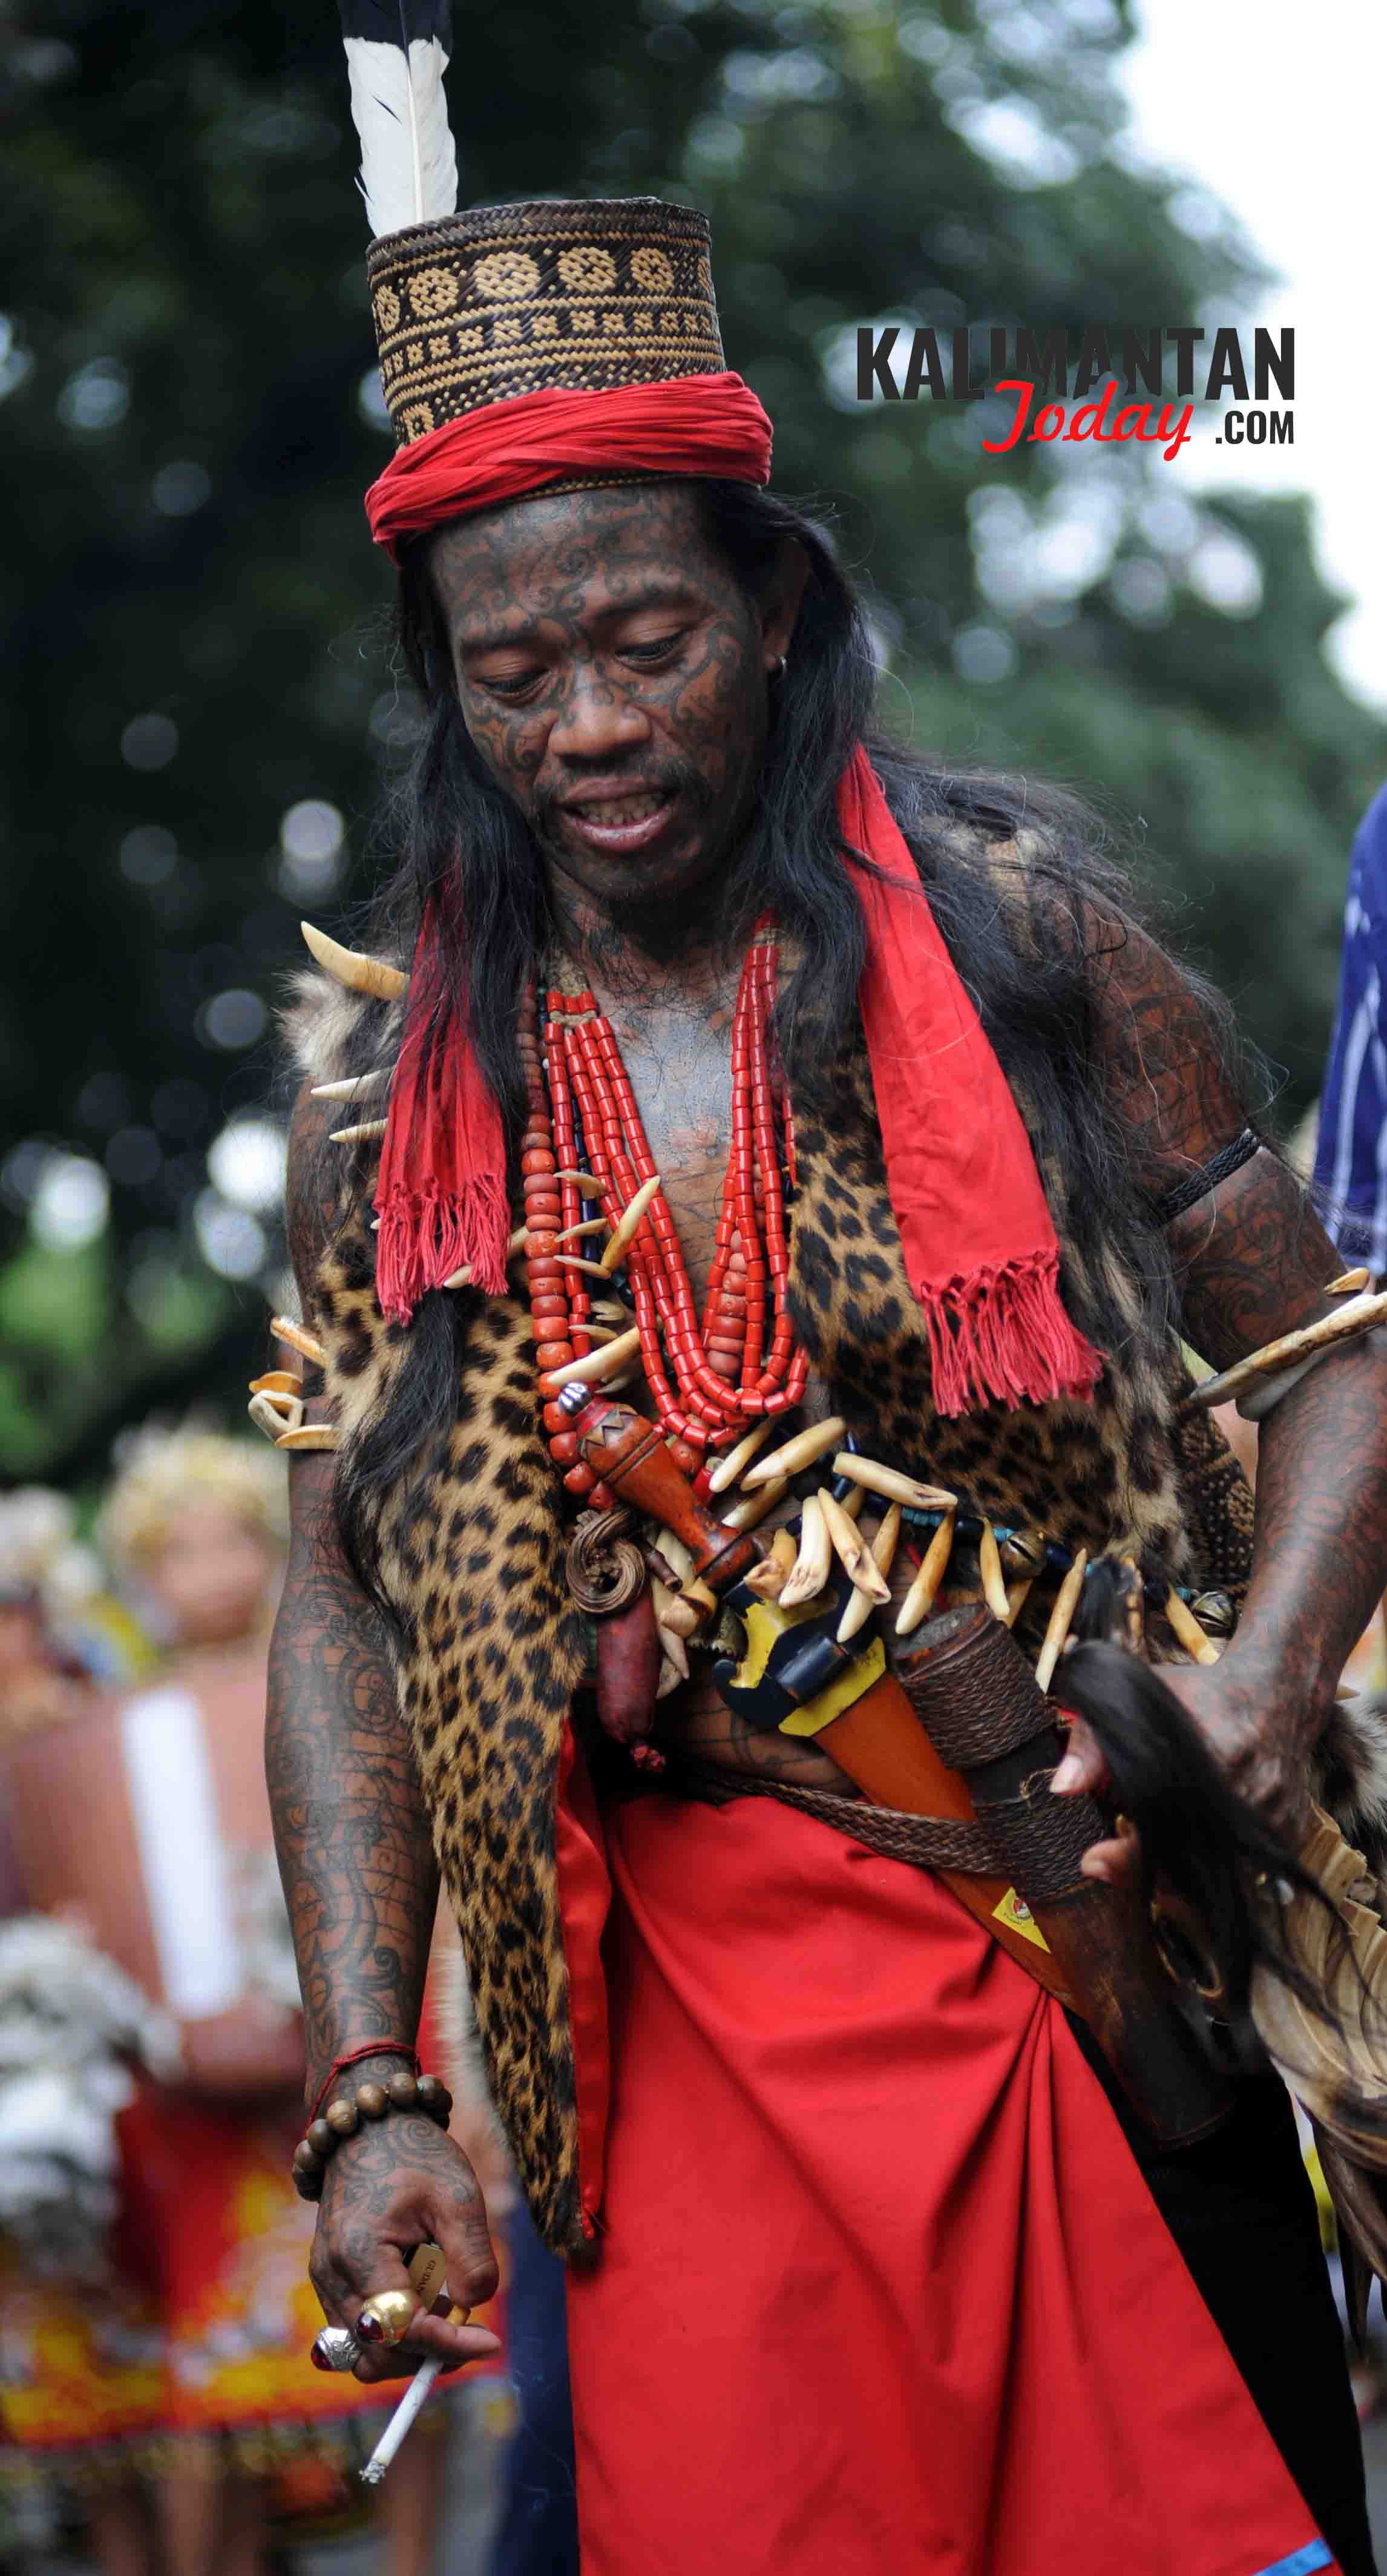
top-left (897, 1603), bottom-right (1231, 2147)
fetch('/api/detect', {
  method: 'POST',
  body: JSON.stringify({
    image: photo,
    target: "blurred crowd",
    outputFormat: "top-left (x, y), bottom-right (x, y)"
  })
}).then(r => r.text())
top-left (0, 1427), bottom-right (534, 2576)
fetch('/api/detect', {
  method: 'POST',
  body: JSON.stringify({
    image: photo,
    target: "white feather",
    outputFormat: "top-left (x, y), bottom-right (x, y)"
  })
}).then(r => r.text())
top-left (344, 34), bottom-right (458, 238)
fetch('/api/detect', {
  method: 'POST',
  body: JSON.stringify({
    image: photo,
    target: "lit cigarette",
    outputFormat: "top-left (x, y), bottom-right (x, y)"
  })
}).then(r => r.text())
top-left (360, 2353), bottom-right (444, 2484)
top-left (359, 2302), bottom-right (470, 2486)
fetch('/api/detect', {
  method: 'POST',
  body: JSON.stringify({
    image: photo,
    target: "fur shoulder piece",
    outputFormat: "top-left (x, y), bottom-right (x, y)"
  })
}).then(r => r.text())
top-left (903, 771), bottom-right (1060, 885)
top-left (1314, 1690), bottom-right (1387, 1882)
top-left (279, 958), bottom-right (407, 1093)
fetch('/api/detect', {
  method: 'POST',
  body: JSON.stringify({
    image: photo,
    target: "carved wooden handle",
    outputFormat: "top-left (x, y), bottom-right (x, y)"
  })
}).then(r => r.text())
top-left (574, 1398), bottom-right (759, 1593)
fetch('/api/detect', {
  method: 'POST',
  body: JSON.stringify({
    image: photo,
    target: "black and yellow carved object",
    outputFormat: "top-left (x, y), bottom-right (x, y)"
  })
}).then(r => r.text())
top-left (713, 1567), bottom-right (886, 1740)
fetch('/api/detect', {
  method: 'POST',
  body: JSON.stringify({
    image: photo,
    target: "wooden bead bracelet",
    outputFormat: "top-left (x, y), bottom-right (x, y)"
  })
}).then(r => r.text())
top-left (291, 2070), bottom-right (453, 2202)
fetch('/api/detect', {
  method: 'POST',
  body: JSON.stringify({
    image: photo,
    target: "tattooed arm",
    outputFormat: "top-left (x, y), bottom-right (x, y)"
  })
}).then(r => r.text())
top-left (1057, 914), bottom-right (1387, 1855)
top-left (266, 1087), bottom-right (499, 2378)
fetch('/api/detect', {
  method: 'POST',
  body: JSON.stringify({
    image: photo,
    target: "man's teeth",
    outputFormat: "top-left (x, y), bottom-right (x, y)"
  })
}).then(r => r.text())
top-left (574, 794), bottom-right (665, 826)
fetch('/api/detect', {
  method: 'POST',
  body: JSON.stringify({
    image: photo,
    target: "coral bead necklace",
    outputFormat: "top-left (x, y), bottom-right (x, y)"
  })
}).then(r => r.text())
top-left (517, 921), bottom-right (809, 1508)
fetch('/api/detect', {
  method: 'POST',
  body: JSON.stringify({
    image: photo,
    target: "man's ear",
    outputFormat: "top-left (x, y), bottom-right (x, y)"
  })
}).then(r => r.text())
top-left (761, 537), bottom-right (810, 670)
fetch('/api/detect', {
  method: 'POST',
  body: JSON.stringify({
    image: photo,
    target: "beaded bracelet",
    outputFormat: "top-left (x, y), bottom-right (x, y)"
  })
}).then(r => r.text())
top-left (291, 2069), bottom-right (454, 2203)
top-left (310, 2040), bottom-right (418, 2125)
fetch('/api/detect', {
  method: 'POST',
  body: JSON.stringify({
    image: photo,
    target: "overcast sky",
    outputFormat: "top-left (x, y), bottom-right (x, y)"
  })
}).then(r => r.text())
top-left (1118, 0), bottom-right (1385, 711)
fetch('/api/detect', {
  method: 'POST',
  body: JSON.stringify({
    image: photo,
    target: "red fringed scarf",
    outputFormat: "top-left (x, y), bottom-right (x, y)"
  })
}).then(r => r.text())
top-left (373, 904), bottom-right (511, 1317)
top-left (362, 375), bottom-right (1101, 1412)
top-left (841, 750), bottom-right (1101, 1413)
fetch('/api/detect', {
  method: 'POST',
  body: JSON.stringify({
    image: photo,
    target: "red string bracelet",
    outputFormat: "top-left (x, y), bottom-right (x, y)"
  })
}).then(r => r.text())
top-left (310, 2041), bottom-right (418, 2124)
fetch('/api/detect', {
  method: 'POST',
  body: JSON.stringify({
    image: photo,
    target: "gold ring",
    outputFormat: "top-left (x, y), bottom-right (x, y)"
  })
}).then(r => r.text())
top-left (358, 2288), bottom-right (419, 2348)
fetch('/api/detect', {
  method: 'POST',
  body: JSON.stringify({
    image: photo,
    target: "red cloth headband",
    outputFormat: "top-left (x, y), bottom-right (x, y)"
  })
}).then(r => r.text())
top-left (364, 371), bottom-right (773, 560)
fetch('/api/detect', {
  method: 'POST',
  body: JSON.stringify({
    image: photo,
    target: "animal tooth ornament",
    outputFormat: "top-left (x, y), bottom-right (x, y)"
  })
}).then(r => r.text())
top-left (310, 1070), bottom-right (390, 1103)
top-left (248, 1384), bottom-right (304, 1444)
top-left (600, 1174), bottom-right (663, 1273)
top-left (270, 1315), bottom-right (328, 1371)
top-left (894, 1512), bottom-right (957, 1638)
top-left (836, 1505), bottom-right (902, 1643)
top-left (300, 921), bottom-right (408, 1002)
top-left (1033, 1548), bottom-right (1087, 1692)
top-left (742, 1418), bottom-right (847, 1490)
top-left (830, 1453), bottom-right (956, 1514)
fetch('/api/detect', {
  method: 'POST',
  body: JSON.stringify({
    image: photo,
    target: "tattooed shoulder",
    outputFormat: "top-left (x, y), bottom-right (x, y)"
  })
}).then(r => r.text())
top-left (1067, 898), bottom-right (1340, 1359)
top-left (1082, 908), bottom-right (1247, 1188)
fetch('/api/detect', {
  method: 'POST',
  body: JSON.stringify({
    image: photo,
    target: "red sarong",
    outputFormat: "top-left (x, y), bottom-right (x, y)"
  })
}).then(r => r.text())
top-left (565, 1793), bottom-right (1335, 2576)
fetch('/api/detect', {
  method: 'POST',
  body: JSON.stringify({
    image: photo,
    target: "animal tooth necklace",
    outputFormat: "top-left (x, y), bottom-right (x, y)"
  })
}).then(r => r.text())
top-left (517, 919), bottom-right (810, 1508)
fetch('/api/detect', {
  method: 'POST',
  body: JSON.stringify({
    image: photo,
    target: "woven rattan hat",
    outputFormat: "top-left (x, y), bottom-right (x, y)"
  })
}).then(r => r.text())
top-left (367, 199), bottom-right (725, 451)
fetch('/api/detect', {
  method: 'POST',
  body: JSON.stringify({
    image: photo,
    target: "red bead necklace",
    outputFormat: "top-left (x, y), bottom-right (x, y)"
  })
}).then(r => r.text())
top-left (517, 923), bottom-right (808, 1505)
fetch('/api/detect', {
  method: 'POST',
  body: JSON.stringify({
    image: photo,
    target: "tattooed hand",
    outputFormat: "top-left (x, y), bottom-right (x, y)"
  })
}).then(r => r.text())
top-left (1053, 1650), bottom-right (1315, 1888)
top-left (309, 2057), bottom-right (502, 2385)
top-left (1152, 1657), bottom-right (1314, 1839)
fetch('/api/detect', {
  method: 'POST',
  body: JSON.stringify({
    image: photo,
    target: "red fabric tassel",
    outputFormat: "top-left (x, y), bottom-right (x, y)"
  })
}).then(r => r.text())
top-left (841, 748), bottom-right (1103, 1415)
top-left (920, 1256), bottom-right (1104, 1419)
top-left (372, 908), bottom-right (510, 1322)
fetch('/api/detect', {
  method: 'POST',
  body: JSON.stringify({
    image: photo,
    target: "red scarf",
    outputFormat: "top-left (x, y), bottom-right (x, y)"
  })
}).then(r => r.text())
top-left (842, 751), bottom-right (1101, 1413)
top-left (366, 377), bottom-right (1101, 1412)
top-left (374, 898), bottom-right (512, 1313)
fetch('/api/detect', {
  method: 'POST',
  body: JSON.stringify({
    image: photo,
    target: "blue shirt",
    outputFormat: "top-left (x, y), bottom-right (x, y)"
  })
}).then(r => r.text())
top-left (1314, 783), bottom-right (1387, 1263)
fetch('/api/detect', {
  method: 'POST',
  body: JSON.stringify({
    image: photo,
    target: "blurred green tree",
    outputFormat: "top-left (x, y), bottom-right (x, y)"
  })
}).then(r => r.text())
top-left (1, 0), bottom-right (1382, 1479)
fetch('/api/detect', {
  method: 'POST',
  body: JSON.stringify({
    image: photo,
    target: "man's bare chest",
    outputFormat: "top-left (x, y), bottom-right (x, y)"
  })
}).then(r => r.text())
top-left (599, 995), bottom-right (736, 1315)
top-left (594, 993), bottom-right (848, 1785)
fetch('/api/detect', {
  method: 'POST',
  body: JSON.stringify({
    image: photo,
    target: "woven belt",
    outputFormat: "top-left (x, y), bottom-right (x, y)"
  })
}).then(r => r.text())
top-left (663, 1758), bottom-right (1101, 1901)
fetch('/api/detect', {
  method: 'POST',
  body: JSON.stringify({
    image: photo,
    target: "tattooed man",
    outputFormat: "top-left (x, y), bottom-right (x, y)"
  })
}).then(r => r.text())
top-left (266, 200), bottom-right (1386, 2576)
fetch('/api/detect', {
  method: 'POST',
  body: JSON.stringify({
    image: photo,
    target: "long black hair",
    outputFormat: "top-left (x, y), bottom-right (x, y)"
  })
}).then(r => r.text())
top-left (316, 479), bottom-right (1254, 1609)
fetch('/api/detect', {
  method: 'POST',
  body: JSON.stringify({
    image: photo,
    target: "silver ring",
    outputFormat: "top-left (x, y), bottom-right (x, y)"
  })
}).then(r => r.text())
top-left (312, 2325), bottom-right (365, 2373)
